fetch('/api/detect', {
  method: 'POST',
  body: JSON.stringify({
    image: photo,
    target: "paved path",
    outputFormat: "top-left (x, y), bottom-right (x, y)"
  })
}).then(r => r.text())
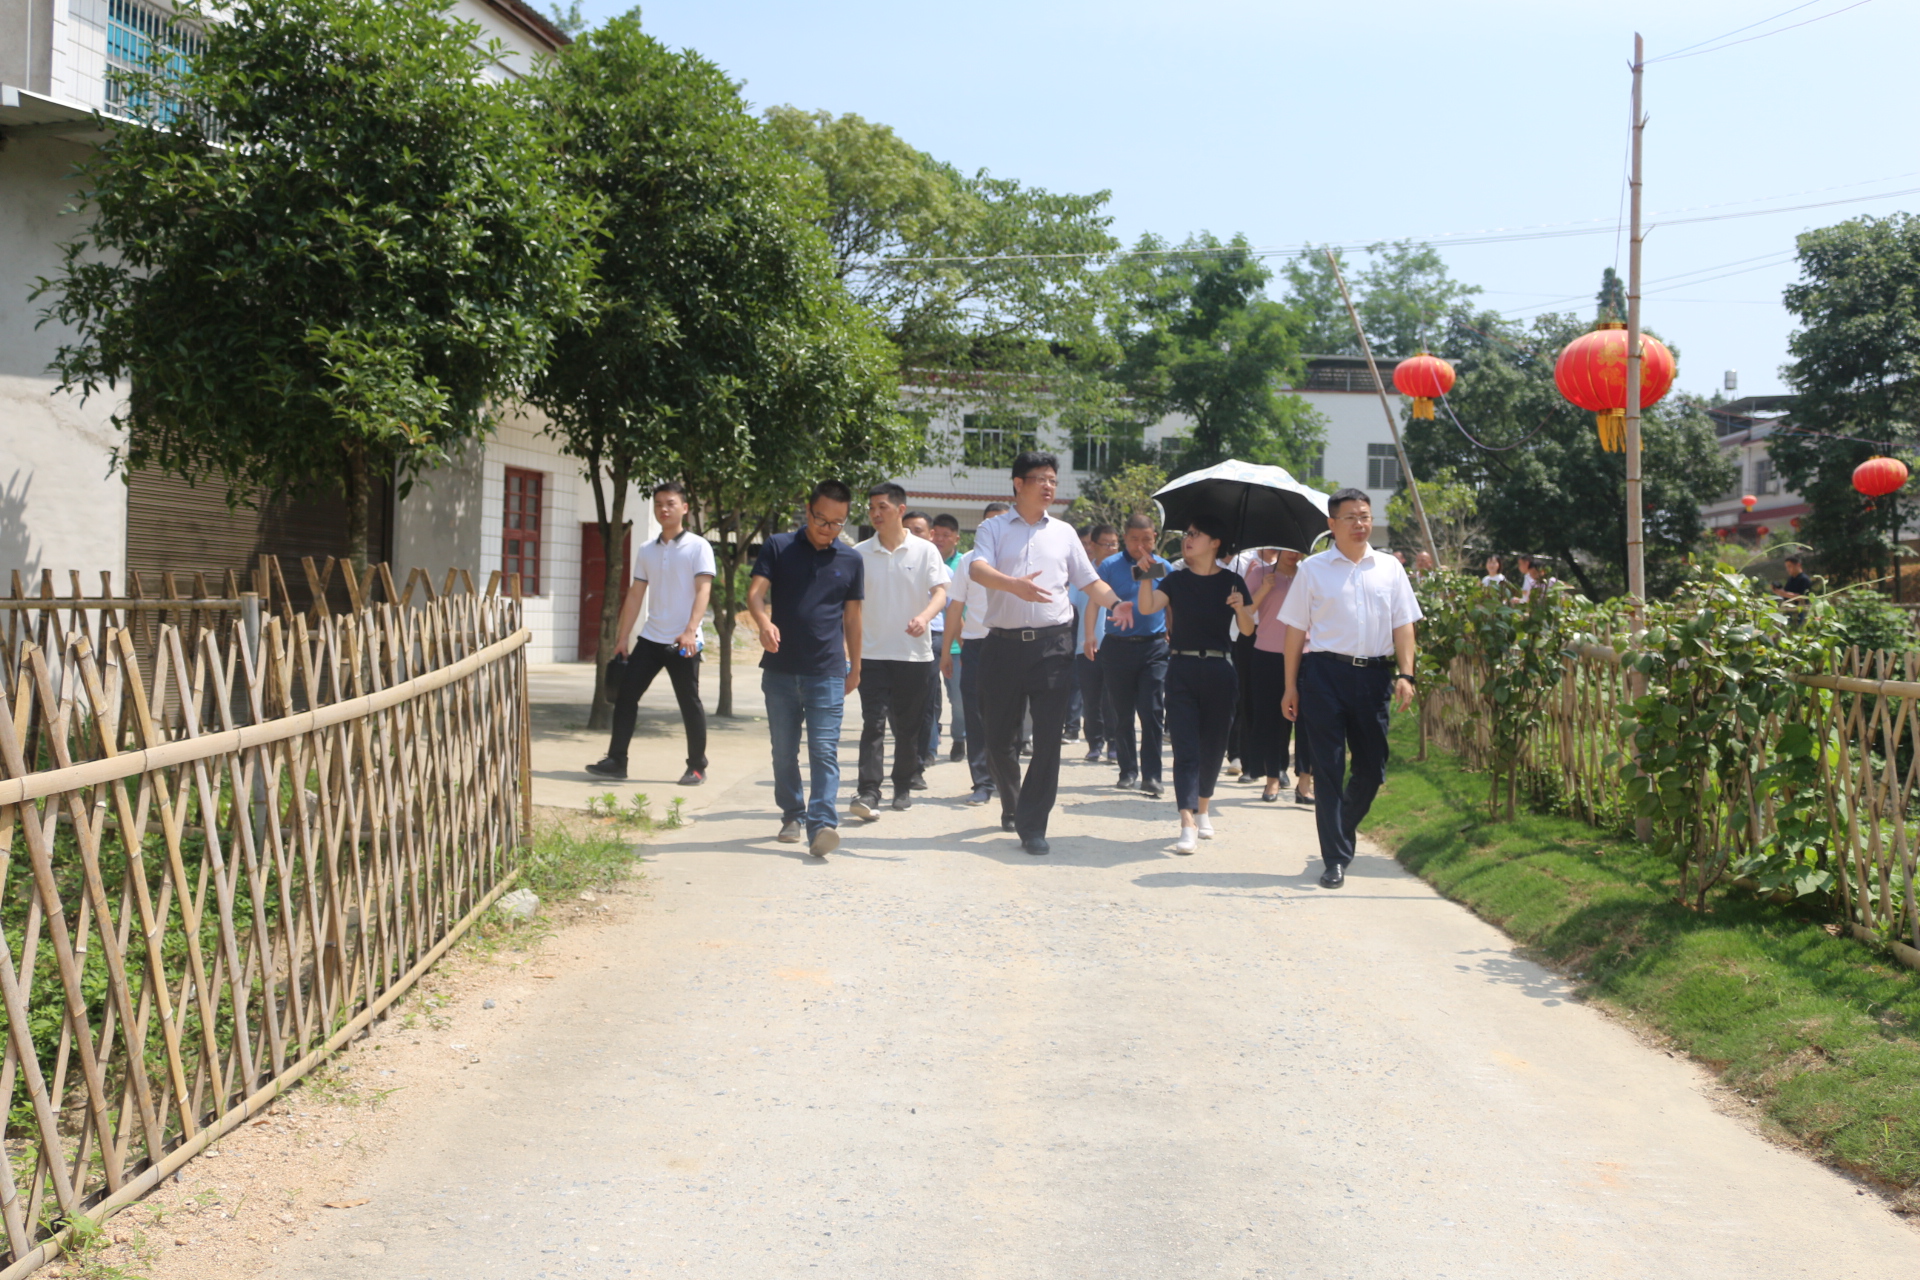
top-left (271, 737), bottom-right (1916, 1279)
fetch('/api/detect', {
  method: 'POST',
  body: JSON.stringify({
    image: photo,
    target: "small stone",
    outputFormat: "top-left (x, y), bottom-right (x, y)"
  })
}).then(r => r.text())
top-left (497, 888), bottom-right (539, 921)
top-left (482, 999), bottom-right (496, 1009)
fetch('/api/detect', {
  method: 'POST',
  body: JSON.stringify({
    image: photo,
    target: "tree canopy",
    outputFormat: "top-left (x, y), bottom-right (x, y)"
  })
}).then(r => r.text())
top-left (37, 0), bottom-right (597, 565)
top-left (1281, 242), bottom-right (1481, 359)
top-left (1403, 306), bottom-right (1732, 598)
top-left (1769, 213), bottom-right (1920, 584)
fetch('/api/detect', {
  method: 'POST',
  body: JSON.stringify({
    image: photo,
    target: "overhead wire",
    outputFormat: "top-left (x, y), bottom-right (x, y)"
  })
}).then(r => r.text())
top-left (1645, 0), bottom-right (1878, 63)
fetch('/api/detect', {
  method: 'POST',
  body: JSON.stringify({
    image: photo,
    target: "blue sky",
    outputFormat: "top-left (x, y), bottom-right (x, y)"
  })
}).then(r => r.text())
top-left (572, 0), bottom-right (1917, 398)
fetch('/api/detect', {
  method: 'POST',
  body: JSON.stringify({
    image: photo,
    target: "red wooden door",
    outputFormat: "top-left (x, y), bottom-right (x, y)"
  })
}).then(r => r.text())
top-left (579, 522), bottom-right (633, 660)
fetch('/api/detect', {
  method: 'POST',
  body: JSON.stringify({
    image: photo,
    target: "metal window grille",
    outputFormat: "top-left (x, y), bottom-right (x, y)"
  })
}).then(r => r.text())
top-left (960, 414), bottom-right (1038, 470)
top-left (1367, 443), bottom-right (1401, 491)
top-left (1304, 448), bottom-right (1325, 481)
top-left (1073, 434), bottom-right (1112, 474)
top-left (1754, 457), bottom-right (1779, 496)
top-left (503, 468), bottom-right (544, 595)
top-left (105, 0), bottom-right (205, 123)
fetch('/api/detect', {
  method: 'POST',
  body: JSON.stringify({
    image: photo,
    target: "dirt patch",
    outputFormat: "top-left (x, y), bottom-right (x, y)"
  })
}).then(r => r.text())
top-left (45, 812), bottom-right (650, 1280)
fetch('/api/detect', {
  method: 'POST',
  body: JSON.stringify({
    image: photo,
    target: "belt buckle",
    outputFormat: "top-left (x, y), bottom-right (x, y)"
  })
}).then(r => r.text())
top-left (1350, 654), bottom-right (1367, 667)
top-left (1020, 628), bottom-right (1036, 642)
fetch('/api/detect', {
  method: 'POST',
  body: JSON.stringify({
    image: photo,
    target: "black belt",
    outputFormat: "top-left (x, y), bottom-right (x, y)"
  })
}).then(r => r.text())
top-left (988, 623), bottom-right (1073, 642)
top-left (1170, 649), bottom-right (1231, 660)
top-left (1104, 633), bottom-right (1163, 642)
top-left (1313, 651), bottom-right (1396, 667)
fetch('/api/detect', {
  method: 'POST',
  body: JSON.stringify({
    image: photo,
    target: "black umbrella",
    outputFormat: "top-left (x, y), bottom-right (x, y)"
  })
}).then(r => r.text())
top-left (1153, 460), bottom-right (1331, 554)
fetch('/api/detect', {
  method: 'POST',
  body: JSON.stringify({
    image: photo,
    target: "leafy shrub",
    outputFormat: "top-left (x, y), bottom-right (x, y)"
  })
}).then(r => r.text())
top-left (1830, 589), bottom-right (1913, 654)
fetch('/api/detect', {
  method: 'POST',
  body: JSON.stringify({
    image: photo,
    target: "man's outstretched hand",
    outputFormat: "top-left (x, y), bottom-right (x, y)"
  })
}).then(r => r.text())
top-left (758, 621), bottom-right (782, 653)
top-left (1007, 571), bottom-right (1053, 604)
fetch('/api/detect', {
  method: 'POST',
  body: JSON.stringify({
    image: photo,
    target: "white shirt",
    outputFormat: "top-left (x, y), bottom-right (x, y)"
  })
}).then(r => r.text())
top-left (949, 548), bottom-right (993, 640)
top-left (854, 533), bottom-right (951, 662)
top-left (1227, 549), bottom-right (1270, 640)
top-left (969, 509), bottom-right (1099, 631)
top-left (1275, 544), bottom-right (1423, 658)
top-left (632, 531), bottom-right (717, 646)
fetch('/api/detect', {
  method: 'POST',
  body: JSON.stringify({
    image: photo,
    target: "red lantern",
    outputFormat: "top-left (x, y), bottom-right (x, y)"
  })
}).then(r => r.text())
top-left (1553, 321), bottom-right (1676, 452)
top-left (1755, 525), bottom-right (1771, 538)
top-left (1714, 527), bottom-right (1730, 540)
top-left (1740, 494), bottom-right (1757, 511)
top-left (1392, 353), bottom-right (1455, 421)
top-left (1853, 456), bottom-right (1910, 498)
top-left (1790, 517), bottom-right (1801, 530)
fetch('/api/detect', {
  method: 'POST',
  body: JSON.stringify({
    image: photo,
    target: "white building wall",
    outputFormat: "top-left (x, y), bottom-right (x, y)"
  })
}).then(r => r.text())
top-left (1298, 387), bottom-right (1399, 547)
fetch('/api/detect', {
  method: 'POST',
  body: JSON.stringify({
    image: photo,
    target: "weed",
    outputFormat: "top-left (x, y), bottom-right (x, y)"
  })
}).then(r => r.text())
top-left (58, 1213), bottom-right (146, 1280)
top-left (664, 797), bottom-right (686, 830)
top-left (299, 1064), bottom-right (363, 1109)
top-left (628, 793), bottom-right (656, 830)
top-left (516, 823), bottom-right (641, 900)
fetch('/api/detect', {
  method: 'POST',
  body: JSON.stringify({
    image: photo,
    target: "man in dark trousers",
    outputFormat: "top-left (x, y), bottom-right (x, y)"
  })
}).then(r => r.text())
top-left (850, 487), bottom-right (950, 820)
top-left (969, 453), bottom-right (1126, 855)
top-left (1096, 514), bottom-right (1173, 798)
top-left (746, 480), bottom-right (865, 858)
top-left (1279, 488), bottom-right (1422, 888)
top-left (1072, 523), bottom-right (1119, 762)
top-left (586, 481), bottom-right (713, 787)
top-left (943, 501), bottom-right (1009, 807)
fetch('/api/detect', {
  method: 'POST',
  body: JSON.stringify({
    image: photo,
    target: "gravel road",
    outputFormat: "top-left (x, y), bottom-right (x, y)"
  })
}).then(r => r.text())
top-left (265, 750), bottom-right (1917, 1279)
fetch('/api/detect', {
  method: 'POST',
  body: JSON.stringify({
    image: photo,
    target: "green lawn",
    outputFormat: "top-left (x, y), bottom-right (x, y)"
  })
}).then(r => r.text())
top-left (1366, 716), bottom-right (1920, 1200)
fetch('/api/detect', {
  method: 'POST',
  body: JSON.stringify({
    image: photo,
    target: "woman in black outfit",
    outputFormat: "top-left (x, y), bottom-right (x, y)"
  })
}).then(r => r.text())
top-left (1132, 514), bottom-right (1258, 854)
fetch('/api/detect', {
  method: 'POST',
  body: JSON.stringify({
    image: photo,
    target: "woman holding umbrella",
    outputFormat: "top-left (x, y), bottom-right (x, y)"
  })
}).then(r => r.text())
top-left (1133, 513), bottom-right (1259, 854)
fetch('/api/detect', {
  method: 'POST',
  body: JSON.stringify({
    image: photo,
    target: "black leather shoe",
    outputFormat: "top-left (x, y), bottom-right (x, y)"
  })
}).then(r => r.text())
top-left (1001, 814), bottom-right (1018, 832)
top-left (891, 792), bottom-right (912, 812)
top-left (1318, 865), bottom-right (1346, 889)
top-left (908, 775), bottom-right (929, 791)
top-left (851, 794), bottom-right (880, 822)
top-left (1139, 780), bottom-right (1164, 799)
top-left (1114, 775), bottom-right (1137, 791)
top-left (949, 742), bottom-right (967, 762)
top-left (584, 757), bottom-right (627, 780)
top-left (1022, 837), bottom-right (1050, 856)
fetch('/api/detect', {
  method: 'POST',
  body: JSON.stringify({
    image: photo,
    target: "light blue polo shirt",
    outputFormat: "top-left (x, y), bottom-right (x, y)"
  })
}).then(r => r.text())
top-left (1096, 551), bottom-right (1172, 638)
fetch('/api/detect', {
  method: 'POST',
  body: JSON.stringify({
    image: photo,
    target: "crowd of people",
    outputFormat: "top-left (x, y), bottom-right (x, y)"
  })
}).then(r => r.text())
top-left (587, 452), bottom-right (1422, 888)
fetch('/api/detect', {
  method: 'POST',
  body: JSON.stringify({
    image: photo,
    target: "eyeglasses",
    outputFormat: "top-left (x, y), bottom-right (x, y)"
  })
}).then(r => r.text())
top-left (1332, 514), bottom-right (1373, 525)
top-left (1016, 473), bottom-right (1059, 488)
top-left (809, 513), bottom-right (849, 531)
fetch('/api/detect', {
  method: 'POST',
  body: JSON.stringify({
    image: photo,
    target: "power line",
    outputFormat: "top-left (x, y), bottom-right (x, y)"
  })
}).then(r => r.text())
top-left (1645, 0), bottom-right (1878, 63)
top-left (1646, 0), bottom-right (1836, 60)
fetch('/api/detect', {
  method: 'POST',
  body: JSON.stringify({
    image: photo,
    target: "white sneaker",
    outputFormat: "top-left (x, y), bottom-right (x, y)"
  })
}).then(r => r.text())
top-left (1174, 825), bottom-right (1197, 855)
top-left (1196, 814), bottom-right (1215, 840)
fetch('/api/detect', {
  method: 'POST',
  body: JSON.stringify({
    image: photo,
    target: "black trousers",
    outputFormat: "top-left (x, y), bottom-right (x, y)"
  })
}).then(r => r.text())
top-left (1243, 647), bottom-right (1308, 780)
top-left (959, 637), bottom-right (995, 793)
top-left (918, 656), bottom-right (943, 772)
top-left (980, 625), bottom-right (1075, 839)
top-left (606, 641), bottom-right (707, 771)
top-left (1099, 635), bottom-right (1168, 785)
top-left (856, 658), bottom-right (933, 798)
top-left (1166, 654), bottom-right (1237, 812)
top-left (1297, 652), bottom-right (1393, 872)
top-left (1225, 632), bottom-right (1257, 764)
top-left (1074, 652), bottom-right (1114, 749)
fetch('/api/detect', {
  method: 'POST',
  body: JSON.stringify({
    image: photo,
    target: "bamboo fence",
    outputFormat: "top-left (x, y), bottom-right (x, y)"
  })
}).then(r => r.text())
top-left (1425, 640), bottom-right (1920, 969)
top-left (0, 563), bottom-right (530, 1275)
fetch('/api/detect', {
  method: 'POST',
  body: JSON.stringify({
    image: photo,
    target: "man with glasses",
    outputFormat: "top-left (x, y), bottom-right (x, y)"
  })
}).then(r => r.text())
top-left (1279, 489), bottom-right (1421, 888)
top-left (747, 480), bottom-right (865, 858)
top-left (969, 452), bottom-right (1127, 855)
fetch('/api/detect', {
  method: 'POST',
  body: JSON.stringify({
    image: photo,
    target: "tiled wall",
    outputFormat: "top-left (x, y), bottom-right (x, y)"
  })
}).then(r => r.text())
top-left (49, 0), bottom-right (110, 111)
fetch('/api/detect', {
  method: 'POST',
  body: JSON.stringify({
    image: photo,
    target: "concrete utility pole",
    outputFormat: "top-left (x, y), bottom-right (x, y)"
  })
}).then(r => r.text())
top-left (1624, 32), bottom-right (1648, 616)
top-left (1326, 249), bottom-right (1442, 567)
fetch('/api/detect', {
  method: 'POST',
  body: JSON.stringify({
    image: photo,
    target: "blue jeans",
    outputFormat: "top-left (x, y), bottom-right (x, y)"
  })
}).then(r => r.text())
top-left (762, 669), bottom-right (846, 836)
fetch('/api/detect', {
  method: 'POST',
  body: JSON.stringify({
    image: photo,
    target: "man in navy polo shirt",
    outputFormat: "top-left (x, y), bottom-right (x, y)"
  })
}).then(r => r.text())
top-left (1097, 513), bottom-right (1173, 798)
top-left (746, 480), bottom-right (865, 858)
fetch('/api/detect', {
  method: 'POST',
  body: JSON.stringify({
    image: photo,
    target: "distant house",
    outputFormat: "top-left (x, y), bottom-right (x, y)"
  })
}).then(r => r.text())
top-left (1701, 396), bottom-right (1806, 544)
top-left (0, 0), bottom-right (655, 662)
top-left (884, 355), bottom-right (1405, 546)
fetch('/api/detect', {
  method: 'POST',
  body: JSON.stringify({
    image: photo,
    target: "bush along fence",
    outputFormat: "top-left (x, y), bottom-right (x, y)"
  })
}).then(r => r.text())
top-left (1417, 568), bottom-right (1920, 969)
top-left (0, 564), bottom-right (531, 1276)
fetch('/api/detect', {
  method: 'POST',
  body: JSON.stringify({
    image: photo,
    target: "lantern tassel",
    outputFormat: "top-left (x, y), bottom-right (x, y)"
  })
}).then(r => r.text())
top-left (1410, 397), bottom-right (1434, 420)
top-left (1596, 409), bottom-right (1625, 452)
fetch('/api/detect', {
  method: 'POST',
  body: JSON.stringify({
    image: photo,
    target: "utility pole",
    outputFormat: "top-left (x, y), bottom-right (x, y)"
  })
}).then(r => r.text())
top-left (1326, 248), bottom-right (1442, 568)
top-left (1624, 32), bottom-right (1648, 617)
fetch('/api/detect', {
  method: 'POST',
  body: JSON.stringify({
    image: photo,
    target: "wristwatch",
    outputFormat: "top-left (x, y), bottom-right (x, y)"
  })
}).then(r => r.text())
top-left (1396, 672), bottom-right (1417, 687)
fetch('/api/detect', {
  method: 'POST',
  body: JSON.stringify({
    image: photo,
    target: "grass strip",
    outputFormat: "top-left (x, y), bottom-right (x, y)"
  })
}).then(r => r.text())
top-left (1365, 716), bottom-right (1920, 1202)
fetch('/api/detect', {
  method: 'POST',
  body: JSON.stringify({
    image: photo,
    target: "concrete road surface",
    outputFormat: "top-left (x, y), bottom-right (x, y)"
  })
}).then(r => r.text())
top-left (267, 745), bottom-right (1917, 1279)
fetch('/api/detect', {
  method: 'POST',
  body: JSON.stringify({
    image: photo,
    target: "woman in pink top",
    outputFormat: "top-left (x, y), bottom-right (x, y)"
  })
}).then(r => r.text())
top-left (1243, 549), bottom-right (1313, 804)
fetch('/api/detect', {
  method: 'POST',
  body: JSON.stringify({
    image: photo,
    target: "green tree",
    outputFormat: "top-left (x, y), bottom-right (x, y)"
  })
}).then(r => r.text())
top-left (1065, 461), bottom-right (1168, 532)
top-left (37, 0), bottom-right (596, 567)
top-left (1108, 232), bottom-right (1322, 473)
top-left (525, 15), bottom-right (907, 721)
top-left (1281, 241), bottom-right (1481, 358)
top-left (1403, 307), bottom-right (1732, 599)
top-left (1596, 267), bottom-right (1627, 323)
top-left (1388, 466), bottom-right (1481, 568)
top-left (1769, 214), bottom-right (1920, 586)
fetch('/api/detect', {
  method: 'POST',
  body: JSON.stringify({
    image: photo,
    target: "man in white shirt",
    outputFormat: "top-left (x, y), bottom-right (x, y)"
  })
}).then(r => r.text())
top-left (587, 481), bottom-right (715, 788)
top-left (1278, 488), bottom-right (1422, 889)
top-left (850, 484), bottom-right (950, 819)
top-left (970, 452), bottom-right (1127, 855)
top-left (942, 502), bottom-right (1008, 807)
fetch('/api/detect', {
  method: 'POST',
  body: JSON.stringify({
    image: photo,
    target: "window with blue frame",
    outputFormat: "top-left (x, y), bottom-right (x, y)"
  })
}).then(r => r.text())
top-left (105, 0), bottom-right (204, 123)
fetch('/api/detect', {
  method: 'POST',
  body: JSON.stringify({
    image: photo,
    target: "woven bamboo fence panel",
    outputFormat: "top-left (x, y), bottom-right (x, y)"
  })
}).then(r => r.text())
top-left (0, 583), bottom-right (530, 1275)
top-left (1424, 638), bottom-right (1920, 958)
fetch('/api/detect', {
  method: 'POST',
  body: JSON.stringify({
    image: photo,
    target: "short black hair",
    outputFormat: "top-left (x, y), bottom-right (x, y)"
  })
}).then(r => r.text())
top-left (867, 482), bottom-right (908, 506)
top-left (982, 501), bottom-right (1010, 518)
top-left (1326, 487), bottom-right (1371, 517)
top-left (652, 480), bottom-right (688, 500)
top-left (903, 509), bottom-right (931, 525)
top-left (810, 479), bottom-right (853, 506)
top-left (1124, 512), bottom-right (1156, 532)
top-left (1783, 555), bottom-right (1804, 565)
top-left (932, 513), bottom-right (960, 532)
top-left (1185, 512), bottom-right (1233, 555)
top-left (1011, 450), bottom-right (1060, 481)
top-left (1088, 522), bottom-right (1116, 542)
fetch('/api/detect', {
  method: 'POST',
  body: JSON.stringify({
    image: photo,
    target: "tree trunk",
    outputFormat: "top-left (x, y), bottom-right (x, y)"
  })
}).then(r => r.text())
top-left (585, 452), bottom-right (629, 732)
top-left (342, 441), bottom-right (372, 572)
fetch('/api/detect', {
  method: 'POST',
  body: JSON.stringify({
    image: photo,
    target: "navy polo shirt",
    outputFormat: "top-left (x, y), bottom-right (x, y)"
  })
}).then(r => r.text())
top-left (751, 530), bottom-right (865, 676)
top-left (1097, 551), bottom-right (1172, 638)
